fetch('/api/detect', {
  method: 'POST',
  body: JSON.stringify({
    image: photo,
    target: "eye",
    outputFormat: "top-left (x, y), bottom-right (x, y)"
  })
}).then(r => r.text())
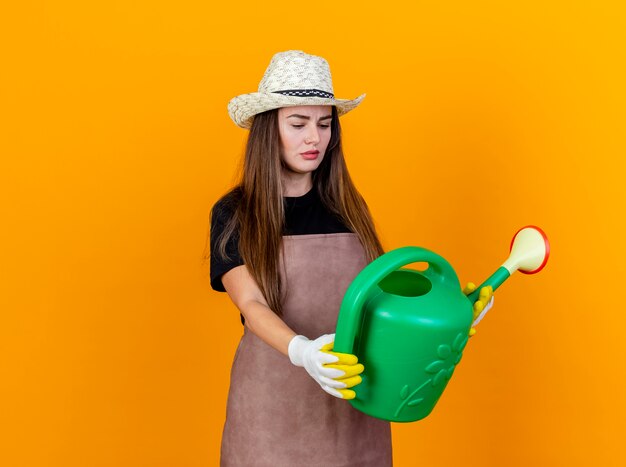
top-left (291, 124), bottom-right (304, 128)
top-left (319, 124), bottom-right (330, 128)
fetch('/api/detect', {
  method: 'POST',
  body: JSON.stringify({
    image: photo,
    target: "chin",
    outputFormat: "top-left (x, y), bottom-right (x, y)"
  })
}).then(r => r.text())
top-left (286, 160), bottom-right (323, 174)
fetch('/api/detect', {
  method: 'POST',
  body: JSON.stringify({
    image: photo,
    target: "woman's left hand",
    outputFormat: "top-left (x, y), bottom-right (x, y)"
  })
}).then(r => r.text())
top-left (463, 283), bottom-right (494, 337)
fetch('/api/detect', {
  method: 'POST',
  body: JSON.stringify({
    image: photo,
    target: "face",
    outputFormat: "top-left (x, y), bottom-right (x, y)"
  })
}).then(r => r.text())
top-left (277, 105), bottom-right (333, 176)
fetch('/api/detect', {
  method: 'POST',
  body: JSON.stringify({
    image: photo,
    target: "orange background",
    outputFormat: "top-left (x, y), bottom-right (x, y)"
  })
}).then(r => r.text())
top-left (2, 1), bottom-right (625, 466)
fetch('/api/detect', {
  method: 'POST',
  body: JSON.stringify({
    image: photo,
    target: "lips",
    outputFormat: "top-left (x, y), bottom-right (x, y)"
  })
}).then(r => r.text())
top-left (301, 150), bottom-right (319, 160)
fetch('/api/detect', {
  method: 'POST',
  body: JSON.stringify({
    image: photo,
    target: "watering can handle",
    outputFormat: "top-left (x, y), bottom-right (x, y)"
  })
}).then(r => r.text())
top-left (334, 246), bottom-right (460, 354)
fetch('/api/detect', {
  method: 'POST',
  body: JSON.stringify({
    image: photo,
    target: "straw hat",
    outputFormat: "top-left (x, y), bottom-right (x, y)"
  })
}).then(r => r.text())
top-left (227, 50), bottom-right (366, 129)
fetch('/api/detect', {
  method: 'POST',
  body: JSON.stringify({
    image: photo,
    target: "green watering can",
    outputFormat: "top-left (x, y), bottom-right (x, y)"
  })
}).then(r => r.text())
top-left (333, 225), bottom-right (550, 422)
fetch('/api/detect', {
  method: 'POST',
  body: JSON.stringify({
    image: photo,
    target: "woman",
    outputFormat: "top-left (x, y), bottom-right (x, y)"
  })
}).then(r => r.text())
top-left (206, 50), bottom-right (492, 466)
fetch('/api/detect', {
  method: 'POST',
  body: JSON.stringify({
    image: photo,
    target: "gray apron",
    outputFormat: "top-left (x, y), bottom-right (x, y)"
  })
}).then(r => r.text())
top-left (220, 233), bottom-right (392, 466)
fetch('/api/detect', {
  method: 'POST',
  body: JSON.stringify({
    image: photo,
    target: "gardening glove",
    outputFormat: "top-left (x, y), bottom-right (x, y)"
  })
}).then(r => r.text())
top-left (463, 283), bottom-right (494, 337)
top-left (288, 333), bottom-right (364, 400)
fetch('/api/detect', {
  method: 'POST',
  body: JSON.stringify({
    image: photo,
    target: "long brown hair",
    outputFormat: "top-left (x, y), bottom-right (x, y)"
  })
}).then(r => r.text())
top-left (203, 106), bottom-right (384, 315)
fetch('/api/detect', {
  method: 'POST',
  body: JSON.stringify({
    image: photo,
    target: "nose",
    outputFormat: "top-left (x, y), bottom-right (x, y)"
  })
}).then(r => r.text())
top-left (305, 124), bottom-right (320, 145)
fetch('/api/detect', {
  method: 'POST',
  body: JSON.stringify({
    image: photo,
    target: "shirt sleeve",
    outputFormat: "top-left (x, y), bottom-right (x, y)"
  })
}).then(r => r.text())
top-left (209, 197), bottom-right (244, 292)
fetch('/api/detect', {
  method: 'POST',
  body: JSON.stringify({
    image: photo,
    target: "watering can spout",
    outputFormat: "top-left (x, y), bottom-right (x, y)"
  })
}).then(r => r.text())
top-left (467, 225), bottom-right (550, 303)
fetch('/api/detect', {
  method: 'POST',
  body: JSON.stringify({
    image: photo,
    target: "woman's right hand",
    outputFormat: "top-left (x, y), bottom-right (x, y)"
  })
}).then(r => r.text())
top-left (288, 333), bottom-right (364, 399)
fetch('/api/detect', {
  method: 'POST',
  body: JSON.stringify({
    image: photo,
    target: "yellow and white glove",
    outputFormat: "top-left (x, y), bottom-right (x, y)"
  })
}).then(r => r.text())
top-left (463, 283), bottom-right (495, 337)
top-left (288, 333), bottom-right (364, 400)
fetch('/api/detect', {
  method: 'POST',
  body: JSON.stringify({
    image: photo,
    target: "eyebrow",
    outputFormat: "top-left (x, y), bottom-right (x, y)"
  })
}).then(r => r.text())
top-left (286, 114), bottom-right (333, 121)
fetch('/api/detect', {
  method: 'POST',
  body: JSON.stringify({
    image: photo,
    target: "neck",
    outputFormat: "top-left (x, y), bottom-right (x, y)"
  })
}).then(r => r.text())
top-left (281, 170), bottom-right (313, 197)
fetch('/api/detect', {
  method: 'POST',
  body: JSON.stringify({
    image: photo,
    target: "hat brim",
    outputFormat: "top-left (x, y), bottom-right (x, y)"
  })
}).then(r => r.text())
top-left (227, 92), bottom-right (366, 129)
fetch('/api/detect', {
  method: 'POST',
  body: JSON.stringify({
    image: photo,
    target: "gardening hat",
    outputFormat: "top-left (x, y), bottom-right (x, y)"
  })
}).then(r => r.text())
top-left (227, 50), bottom-right (366, 129)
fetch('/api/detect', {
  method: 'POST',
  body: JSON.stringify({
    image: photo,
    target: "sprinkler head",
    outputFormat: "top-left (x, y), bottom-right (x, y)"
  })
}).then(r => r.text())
top-left (508, 225), bottom-right (550, 274)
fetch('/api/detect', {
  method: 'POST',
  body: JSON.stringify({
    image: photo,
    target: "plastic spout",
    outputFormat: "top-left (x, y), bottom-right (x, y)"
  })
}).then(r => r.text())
top-left (466, 266), bottom-right (510, 304)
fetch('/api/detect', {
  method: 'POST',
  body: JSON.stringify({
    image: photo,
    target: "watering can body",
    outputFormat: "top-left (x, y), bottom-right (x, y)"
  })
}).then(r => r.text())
top-left (334, 247), bottom-right (474, 422)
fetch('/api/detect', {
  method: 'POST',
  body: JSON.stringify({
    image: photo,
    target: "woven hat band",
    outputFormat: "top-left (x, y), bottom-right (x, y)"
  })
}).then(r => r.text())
top-left (272, 89), bottom-right (335, 99)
